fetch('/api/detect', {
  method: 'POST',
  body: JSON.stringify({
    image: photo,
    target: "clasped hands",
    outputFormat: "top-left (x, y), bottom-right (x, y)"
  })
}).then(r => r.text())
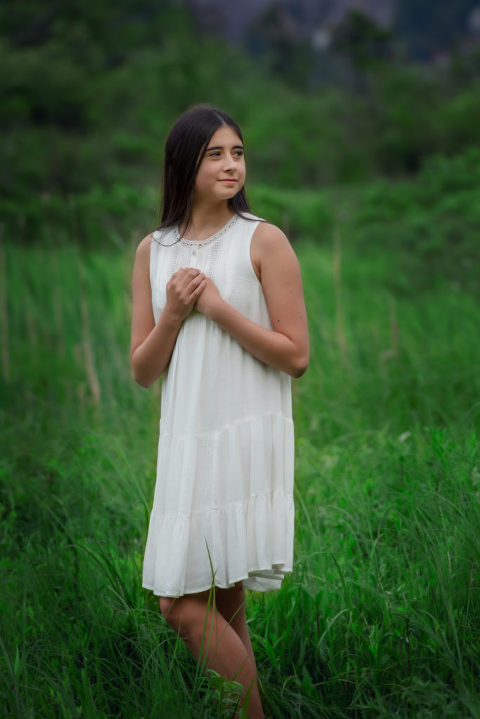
top-left (165, 267), bottom-right (221, 323)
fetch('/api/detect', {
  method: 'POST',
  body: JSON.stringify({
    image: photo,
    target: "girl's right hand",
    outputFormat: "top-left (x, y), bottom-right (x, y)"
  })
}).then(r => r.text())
top-left (165, 267), bottom-right (207, 322)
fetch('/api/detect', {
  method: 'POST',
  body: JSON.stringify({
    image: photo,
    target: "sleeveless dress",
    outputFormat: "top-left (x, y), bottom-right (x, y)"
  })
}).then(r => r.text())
top-left (142, 213), bottom-right (294, 597)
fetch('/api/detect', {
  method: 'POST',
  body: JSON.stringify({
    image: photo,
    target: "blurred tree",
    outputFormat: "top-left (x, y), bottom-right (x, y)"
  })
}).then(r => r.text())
top-left (0, 0), bottom-right (211, 198)
top-left (331, 9), bottom-right (395, 68)
top-left (246, 2), bottom-right (316, 90)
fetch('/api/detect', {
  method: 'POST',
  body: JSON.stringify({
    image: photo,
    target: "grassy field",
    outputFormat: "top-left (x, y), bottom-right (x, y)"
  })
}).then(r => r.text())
top-left (1, 195), bottom-right (479, 717)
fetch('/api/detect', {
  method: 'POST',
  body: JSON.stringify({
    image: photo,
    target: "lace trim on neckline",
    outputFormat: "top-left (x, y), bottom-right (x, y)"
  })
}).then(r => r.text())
top-left (176, 213), bottom-right (239, 247)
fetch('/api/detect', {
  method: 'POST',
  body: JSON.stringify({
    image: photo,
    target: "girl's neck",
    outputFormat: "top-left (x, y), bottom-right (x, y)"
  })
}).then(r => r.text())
top-left (179, 202), bottom-right (234, 241)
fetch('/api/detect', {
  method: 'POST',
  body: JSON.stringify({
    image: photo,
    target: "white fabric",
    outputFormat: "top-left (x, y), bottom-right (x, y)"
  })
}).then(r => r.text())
top-left (142, 213), bottom-right (294, 597)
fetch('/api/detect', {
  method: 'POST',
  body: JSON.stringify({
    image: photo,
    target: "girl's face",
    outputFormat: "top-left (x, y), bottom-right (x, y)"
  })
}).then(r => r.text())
top-left (193, 125), bottom-right (246, 205)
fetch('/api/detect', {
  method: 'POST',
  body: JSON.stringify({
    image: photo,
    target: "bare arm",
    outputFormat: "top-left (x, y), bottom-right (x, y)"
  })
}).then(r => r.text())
top-left (195, 223), bottom-right (309, 378)
top-left (130, 235), bottom-right (206, 388)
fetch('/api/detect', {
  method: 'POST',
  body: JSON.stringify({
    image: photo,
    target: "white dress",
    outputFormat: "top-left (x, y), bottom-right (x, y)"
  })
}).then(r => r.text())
top-left (142, 212), bottom-right (294, 597)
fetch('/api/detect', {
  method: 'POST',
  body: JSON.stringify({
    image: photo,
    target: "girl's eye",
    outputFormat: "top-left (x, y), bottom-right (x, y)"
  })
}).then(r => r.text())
top-left (234, 150), bottom-right (244, 157)
top-left (208, 152), bottom-right (221, 158)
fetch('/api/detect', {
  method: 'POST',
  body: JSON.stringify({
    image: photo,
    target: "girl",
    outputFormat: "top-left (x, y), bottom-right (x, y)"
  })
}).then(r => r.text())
top-left (130, 105), bottom-right (309, 718)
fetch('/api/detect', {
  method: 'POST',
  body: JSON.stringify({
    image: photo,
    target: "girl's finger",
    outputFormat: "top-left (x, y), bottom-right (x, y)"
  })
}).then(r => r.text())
top-left (194, 278), bottom-right (206, 293)
top-left (190, 278), bottom-right (206, 300)
top-left (187, 272), bottom-right (205, 290)
top-left (182, 267), bottom-right (201, 278)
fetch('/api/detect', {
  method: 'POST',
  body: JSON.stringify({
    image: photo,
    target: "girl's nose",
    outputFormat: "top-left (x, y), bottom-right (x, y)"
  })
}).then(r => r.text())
top-left (223, 154), bottom-right (236, 170)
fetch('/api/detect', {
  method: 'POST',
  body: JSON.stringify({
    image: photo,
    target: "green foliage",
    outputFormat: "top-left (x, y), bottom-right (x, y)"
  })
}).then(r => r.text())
top-left (331, 9), bottom-right (395, 68)
top-left (1, 0), bottom-right (480, 244)
top-left (249, 185), bottom-right (333, 238)
top-left (349, 146), bottom-right (480, 295)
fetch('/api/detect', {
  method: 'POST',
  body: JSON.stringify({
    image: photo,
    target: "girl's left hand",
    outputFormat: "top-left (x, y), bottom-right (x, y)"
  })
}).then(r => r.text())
top-left (195, 277), bottom-right (223, 318)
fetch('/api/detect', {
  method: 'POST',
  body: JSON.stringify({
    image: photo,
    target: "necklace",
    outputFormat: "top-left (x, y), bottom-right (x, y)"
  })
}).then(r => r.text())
top-left (176, 214), bottom-right (238, 247)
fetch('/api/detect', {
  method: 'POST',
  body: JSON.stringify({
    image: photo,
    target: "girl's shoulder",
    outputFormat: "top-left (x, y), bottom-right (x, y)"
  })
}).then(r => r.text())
top-left (133, 233), bottom-right (154, 270)
top-left (238, 213), bottom-right (287, 243)
top-left (249, 218), bottom-right (293, 275)
top-left (137, 226), bottom-right (177, 258)
top-left (136, 233), bottom-right (153, 253)
top-left (251, 218), bottom-right (289, 249)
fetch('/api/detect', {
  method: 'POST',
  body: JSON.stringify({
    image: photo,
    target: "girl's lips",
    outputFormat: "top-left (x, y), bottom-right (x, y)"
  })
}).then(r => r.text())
top-left (219, 179), bottom-right (237, 183)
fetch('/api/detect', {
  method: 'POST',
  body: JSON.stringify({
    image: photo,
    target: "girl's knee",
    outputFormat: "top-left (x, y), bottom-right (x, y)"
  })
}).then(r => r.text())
top-left (160, 596), bottom-right (201, 636)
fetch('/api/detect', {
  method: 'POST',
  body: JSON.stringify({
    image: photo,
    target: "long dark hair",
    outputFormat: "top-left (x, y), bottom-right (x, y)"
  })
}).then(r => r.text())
top-left (157, 105), bottom-right (250, 235)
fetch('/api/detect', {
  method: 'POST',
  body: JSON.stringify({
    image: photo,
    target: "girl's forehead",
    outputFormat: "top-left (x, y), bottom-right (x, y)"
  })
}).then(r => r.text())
top-left (208, 126), bottom-right (242, 146)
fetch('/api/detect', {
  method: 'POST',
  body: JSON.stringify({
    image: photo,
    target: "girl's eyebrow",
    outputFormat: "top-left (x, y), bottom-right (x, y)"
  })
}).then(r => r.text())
top-left (206, 144), bottom-right (244, 151)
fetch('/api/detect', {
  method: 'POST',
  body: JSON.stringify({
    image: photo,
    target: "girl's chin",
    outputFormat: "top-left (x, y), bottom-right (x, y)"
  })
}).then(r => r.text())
top-left (221, 183), bottom-right (244, 195)
top-left (195, 185), bottom-right (244, 203)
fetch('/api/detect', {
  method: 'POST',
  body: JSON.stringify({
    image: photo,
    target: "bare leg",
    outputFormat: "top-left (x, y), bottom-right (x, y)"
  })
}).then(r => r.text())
top-left (215, 583), bottom-right (265, 714)
top-left (160, 587), bottom-right (265, 719)
top-left (215, 583), bottom-right (257, 669)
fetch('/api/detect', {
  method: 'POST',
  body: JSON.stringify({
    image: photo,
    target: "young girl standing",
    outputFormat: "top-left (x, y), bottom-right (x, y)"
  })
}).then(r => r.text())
top-left (130, 106), bottom-right (309, 718)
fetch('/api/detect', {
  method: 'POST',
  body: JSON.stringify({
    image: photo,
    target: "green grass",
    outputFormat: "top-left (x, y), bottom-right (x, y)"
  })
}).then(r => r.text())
top-left (1, 197), bottom-right (479, 717)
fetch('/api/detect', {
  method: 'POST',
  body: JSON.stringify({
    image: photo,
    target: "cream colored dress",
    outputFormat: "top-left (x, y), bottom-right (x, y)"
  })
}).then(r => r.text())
top-left (142, 213), bottom-right (294, 597)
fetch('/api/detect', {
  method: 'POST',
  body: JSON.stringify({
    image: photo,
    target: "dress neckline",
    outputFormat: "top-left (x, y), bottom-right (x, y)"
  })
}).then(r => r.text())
top-left (176, 213), bottom-right (239, 247)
